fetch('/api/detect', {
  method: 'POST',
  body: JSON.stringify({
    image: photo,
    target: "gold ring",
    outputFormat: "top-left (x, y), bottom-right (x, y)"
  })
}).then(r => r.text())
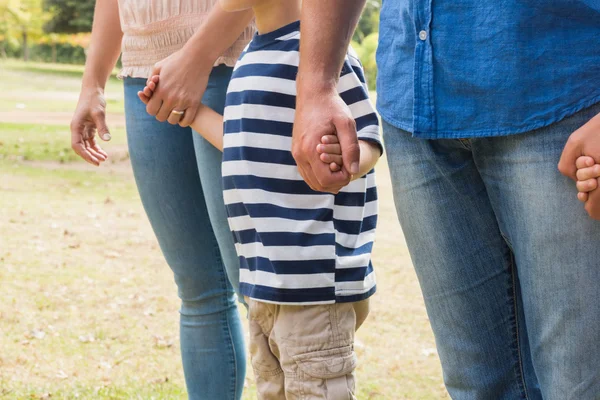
top-left (170, 109), bottom-right (185, 116)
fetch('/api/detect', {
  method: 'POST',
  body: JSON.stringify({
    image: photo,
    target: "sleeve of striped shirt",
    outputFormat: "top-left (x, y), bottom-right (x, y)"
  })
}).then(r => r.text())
top-left (337, 52), bottom-right (382, 153)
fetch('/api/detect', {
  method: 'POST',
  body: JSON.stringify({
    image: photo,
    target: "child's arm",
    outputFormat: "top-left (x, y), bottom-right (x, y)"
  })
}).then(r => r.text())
top-left (317, 135), bottom-right (380, 180)
top-left (354, 140), bottom-right (381, 180)
top-left (191, 105), bottom-right (224, 151)
top-left (139, 76), bottom-right (224, 151)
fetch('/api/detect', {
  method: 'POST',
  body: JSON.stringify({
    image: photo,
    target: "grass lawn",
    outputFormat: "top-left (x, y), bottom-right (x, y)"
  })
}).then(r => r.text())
top-left (0, 60), bottom-right (446, 399)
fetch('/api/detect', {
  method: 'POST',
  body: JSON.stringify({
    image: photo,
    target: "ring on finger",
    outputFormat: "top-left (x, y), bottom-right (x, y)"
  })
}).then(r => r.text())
top-left (170, 109), bottom-right (185, 117)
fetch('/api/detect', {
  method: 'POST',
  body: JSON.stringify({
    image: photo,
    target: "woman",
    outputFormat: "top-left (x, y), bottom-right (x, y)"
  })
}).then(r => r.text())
top-left (70, 1), bottom-right (254, 399)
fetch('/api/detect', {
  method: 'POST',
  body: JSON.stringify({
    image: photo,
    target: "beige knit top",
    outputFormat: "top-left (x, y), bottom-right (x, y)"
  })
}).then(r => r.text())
top-left (117, 0), bottom-right (255, 79)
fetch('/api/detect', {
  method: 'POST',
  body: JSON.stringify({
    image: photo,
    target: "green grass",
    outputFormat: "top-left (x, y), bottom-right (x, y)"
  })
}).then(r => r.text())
top-left (0, 123), bottom-right (128, 163)
top-left (0, 60), bottom-right (447, 399)
top-left (0, 59), bottom-right (124, 114)
top-left (0, 58), bottom-right (121, 83)
top-left (1, 381), bottom-right (187, 400)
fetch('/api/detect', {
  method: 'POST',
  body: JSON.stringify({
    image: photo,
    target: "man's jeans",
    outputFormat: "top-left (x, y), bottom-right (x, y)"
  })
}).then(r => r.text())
top-left (382, 102), bottom-right (600, 400)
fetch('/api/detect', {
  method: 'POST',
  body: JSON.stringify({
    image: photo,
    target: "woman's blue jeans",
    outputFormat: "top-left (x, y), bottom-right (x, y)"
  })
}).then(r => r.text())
top-left (123, 65), bottom-right (246, 400)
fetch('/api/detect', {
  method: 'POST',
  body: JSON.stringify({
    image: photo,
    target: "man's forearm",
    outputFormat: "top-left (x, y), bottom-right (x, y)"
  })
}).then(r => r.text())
top-left (82, 0), bottom-right (123, 90)
top-left (297, 0), bottom-right (366, 94)
top-left (183, 5), bottom-right (253, 65)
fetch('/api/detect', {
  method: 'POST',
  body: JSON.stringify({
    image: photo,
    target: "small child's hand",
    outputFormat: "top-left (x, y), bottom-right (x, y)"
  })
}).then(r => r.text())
top-left (575, 156), bottom-right (600, 202)
top-left (316, 135), bottom-right (342, 172)
top-left (137, 75), bottom-right (160, 105)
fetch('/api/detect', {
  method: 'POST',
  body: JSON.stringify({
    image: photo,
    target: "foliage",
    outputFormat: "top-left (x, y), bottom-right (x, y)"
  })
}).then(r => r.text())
top-left (0, 0), bottom-right (53, 60)
top-left (353, 0), bottom-right (381, 44)
top-left (351, 1), bottom-right (381, 90)
top-left (44, 0), bottom-right (94, 34)
top-left (352, 32), bottom-right (378, 90)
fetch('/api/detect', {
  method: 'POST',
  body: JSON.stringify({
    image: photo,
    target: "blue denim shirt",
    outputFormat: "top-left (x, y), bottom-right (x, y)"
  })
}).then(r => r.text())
top-left (376, 0), bottom-right (600, 139)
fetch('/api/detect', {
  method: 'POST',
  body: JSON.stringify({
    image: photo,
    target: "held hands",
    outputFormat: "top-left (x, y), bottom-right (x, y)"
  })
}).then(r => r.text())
top-left (138, 75), bottom-right (160, 106)
top-left (142, 50), bottom-right (212, 127)
top-left (575, 155), bottom-right (600, 204)
top-left (317, 135), bottom-right (344, 172)
top-left (292, 87), bottom-right (360, 194)
top-left (140, 76), bottom-right (344, 167)
top-left (559, 112), bottom-right (600, 220)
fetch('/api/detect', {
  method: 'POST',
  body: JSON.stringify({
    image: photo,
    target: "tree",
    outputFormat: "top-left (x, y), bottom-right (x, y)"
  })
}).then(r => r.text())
top-left (44, 0), bottom-right (94, 34)
top-left (1, 0), bottom-right (52, 60)
top-left (353, 0), bottom-right (381, 44)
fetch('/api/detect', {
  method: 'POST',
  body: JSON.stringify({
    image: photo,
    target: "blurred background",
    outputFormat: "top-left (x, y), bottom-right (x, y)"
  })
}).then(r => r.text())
top-left (0, 1), bottom-right (447, 399)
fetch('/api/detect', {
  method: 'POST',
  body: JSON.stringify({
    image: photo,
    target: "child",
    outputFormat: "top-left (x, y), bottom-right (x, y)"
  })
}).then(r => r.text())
top-left (142, 0), bottom-right (381, 398)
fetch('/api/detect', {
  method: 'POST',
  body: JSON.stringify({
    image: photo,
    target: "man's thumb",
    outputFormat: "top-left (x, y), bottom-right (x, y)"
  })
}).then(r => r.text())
top-left (558, 139), bottom-right (581, 180)
top-left (335, 117), bottom-right (360, 175)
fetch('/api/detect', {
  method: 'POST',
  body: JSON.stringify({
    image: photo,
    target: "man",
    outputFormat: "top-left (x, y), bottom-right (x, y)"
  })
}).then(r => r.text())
top-left (292, 1), bottom-right (600, 399)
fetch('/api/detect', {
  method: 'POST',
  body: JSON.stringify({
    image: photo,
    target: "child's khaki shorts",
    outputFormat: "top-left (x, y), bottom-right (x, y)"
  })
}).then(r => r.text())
top-left (245, 297), bottom-right (370, 400)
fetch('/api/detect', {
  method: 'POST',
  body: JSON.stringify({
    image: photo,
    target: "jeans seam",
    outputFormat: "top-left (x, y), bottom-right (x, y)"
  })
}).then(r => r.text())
top-left (509, 252), bottom-right (529, 400)
top-left (225, 307), bottom-right (239, 400)
top-left (211, 225), bottom-right (238, 400)
top-left (219, 254), bottom-right (239, 400)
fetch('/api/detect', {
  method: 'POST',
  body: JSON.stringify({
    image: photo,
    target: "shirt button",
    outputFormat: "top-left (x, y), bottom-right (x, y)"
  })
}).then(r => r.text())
top-left (419, 30), bottom-right (428, 41)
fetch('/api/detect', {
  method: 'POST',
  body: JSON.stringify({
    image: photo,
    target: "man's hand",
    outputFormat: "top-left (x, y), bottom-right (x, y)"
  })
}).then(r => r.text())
top-left (145, 50), bottom-right (211, 127)
top-left (559, 112), bottom-right (600, 220)
top-left (292, 87), bottom-right (359, 193)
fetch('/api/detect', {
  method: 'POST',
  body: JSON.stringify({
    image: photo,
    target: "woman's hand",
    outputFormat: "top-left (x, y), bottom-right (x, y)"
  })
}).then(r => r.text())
top-left (143, 6), bottom-right (253, 126)
top-left (70, 87), bottom-right (111, 166)
top-left (144, 49), bottom-right (212, 127)
top-left (69, 0), bottom-right (121, 166)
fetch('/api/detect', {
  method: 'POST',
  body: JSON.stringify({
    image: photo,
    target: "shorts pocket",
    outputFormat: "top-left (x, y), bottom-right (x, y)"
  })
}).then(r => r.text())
top-left (292, 345), bottom-right (356, 379)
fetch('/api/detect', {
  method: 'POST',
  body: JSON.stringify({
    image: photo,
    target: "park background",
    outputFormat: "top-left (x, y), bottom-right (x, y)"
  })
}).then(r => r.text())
top-left (0, 1), bottom-right (448, 399)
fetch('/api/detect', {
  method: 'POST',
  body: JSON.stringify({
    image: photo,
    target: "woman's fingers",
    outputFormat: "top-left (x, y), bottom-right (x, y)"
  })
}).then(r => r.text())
top-left (155, 101), bottom-right (174, 122)
top-left (71, 127), bottom-right (100, 166)
top-left (167, 109), bottom-right (184, 125)
top-left (179, 105), bottom-right (198, 128)
top-left (138, 91), bottom-right (150, 104)
top-left (73, 143), bottom-right (100, 166)
top-left (578, 192), bottom-right (590, 203)
top-left (85, 136), bottom-right (107, 161)
top-left (146, 96), bottom-right (163, 118)
top-left (143, 82), bottom-right (155, 97)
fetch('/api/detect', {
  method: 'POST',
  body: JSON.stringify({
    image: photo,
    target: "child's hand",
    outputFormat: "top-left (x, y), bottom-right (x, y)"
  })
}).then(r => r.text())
top-left (576, 156), bottom-right (600, 202)
top-left (317, 135), bottom-right (342, 172)
top-left (137, 75), bottom-right (160, 105)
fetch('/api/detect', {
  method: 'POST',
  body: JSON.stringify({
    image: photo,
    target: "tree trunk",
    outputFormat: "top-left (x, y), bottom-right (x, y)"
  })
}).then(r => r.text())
top-left (22, 30), bottom-right (28, 61)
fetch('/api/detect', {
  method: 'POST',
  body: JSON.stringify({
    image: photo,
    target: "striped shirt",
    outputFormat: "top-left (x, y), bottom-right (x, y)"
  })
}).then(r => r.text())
top-left (222, 21), bottom-right (382, 305)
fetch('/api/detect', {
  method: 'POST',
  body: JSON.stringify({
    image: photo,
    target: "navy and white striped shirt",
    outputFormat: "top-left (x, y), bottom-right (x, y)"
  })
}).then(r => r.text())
top-left (223, 21), bottom-right (381, 305)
